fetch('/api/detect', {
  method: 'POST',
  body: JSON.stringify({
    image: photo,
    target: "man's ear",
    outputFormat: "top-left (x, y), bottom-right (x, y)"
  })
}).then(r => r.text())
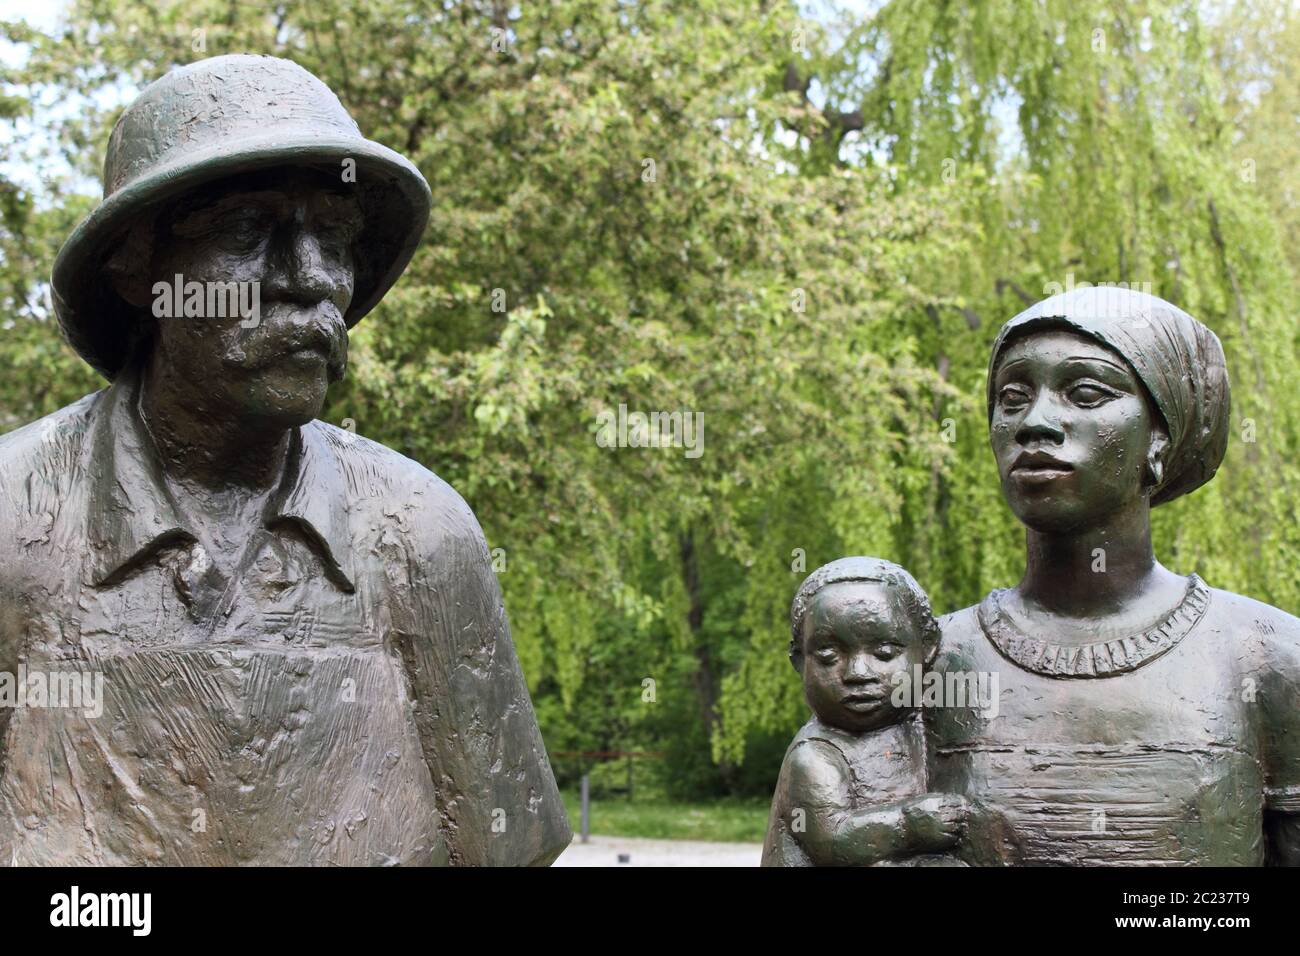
top-left (1145, 426), bottom-right (1170, 491)
top-left (104, 219), bottom-right (157, 308)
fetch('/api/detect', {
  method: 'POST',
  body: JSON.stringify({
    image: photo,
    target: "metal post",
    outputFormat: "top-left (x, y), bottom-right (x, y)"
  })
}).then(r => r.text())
top-left (580, 773), bottom-right (590, 844)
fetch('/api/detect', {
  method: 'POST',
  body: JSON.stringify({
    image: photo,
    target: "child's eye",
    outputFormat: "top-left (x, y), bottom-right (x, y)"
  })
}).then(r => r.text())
top-left (874, 644), bottom-right (902, 661)
top-left (814, 648), bottom-right (838, 665)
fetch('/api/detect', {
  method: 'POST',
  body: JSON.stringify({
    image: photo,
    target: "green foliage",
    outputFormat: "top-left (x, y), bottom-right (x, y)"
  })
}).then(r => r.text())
top-left (1, 0), bottom-right (1296, 795)
top-left (560, 788), bottom-right (770, 843)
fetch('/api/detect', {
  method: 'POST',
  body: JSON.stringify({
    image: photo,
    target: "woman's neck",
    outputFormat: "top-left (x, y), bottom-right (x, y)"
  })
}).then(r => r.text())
top-left (1018, 497), bottom-right (1172, 617)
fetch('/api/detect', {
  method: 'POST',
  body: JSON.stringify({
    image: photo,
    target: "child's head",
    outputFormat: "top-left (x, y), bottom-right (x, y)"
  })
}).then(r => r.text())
top-left (789, 557), bottom-right (940, 733)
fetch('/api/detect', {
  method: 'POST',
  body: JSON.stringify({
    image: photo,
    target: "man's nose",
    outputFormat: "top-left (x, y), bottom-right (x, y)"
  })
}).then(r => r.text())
top-left (1014, 390), bottom-right (1066, 446)
top-left (265, 219), bottom-right (337, 303)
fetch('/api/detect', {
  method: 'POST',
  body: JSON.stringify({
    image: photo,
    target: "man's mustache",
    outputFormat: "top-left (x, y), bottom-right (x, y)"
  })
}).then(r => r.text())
top-left (223, 299), bottom-right (348, 379)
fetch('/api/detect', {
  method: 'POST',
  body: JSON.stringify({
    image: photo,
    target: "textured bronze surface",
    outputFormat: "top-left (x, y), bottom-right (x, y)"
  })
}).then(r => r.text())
top-left (766, 288), bottom-right (1300, 866)
top-left (0, 55), bottom-right (570, 866)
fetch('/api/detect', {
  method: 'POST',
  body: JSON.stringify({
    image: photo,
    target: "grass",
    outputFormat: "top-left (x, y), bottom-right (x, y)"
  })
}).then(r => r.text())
top-left (560, 789), bottom-right (770, 843)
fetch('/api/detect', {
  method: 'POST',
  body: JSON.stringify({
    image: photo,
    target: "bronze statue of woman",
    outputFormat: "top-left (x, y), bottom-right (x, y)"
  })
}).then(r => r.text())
top-left (930, 286), bottom-right (1300, 865)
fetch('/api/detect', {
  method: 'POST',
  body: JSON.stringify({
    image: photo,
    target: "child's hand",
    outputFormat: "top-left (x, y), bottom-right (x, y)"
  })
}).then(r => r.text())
top-left (900, 793), bottom-right (969, 852)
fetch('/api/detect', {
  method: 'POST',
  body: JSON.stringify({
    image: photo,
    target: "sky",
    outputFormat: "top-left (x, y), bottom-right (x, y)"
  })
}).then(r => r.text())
top-left (2, 0), bottom-right (75, 190)
top-left (0, 0), bottom-right (59, 48)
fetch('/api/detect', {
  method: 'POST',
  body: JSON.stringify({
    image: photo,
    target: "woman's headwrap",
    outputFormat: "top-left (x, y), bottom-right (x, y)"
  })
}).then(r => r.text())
top-left (986, 286), bottom-right (1231, 507)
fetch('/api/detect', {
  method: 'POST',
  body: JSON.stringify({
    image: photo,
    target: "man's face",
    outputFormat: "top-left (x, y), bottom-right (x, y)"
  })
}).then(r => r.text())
top-left (148, 167), bottom-right (361, 428)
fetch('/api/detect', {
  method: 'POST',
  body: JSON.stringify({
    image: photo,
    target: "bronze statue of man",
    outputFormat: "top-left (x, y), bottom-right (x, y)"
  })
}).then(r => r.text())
top-left (0, 54), bottom-right (571, 865)
top-left (929, 286), bottom-right (1300, 865)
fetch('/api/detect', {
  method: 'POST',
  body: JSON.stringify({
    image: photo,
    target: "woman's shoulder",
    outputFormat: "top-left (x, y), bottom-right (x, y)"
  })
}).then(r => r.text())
top-left (1203, 584), bottom-right (1300, 665)
top-left (1205, 587), bottom-right (1300, 800)
top-left (935, 600), bottom-right (991, 665)
top-left (939, 602), bottom-right (982, 633)
top-left (938, 582), bottom-right (1300, 642)
top-left (1205, 584), bottom-right (1300, 627)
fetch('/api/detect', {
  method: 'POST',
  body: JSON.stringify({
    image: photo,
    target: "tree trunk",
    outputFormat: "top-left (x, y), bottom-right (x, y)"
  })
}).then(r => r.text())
top-left (679, 528), bottom-right (730, 779)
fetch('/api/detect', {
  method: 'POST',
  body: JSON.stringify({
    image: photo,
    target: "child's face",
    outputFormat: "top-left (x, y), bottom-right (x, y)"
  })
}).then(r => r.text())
top-left (800, 580), bottom-right (926, 733)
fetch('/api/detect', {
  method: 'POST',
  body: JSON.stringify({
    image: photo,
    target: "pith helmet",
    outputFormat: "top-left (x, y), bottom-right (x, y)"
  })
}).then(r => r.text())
top-left (51, 54), bottom-right (432, 379)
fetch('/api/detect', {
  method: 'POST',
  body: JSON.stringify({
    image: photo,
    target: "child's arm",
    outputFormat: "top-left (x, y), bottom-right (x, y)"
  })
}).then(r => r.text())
top-left (781, 740), bottom-right (966, 866)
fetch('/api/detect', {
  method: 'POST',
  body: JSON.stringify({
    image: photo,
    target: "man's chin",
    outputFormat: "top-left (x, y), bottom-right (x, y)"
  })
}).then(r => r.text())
top-left (249, 402), bottom-right (326, 430)
top-left (235, 371), bottom-right (332, 427)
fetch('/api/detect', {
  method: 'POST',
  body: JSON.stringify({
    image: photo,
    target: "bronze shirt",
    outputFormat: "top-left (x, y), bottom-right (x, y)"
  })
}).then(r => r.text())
top-left (930, 583), bottom-right (1300, 865)
top-left (0, 370), bottom-right (569, 865)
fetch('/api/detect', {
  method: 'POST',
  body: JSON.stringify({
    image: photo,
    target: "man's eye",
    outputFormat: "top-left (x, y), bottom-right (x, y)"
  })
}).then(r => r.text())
top-left (1068, 383), bottom-right (1115, 407)
top-left (221, 209), bottom-right (270, 241)
top-left (314, 221), bottom-right (360, 254)
top-left (319, 221), bottom-right (356, 241)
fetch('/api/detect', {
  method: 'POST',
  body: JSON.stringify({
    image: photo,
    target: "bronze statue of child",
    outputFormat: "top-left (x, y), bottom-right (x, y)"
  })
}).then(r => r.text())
top-left (762, 556), bottom-right (970, 866)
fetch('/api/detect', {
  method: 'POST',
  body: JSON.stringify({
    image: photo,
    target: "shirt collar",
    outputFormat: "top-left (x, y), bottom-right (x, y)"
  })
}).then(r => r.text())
top-left (86, 368), bottom-right (355, 592)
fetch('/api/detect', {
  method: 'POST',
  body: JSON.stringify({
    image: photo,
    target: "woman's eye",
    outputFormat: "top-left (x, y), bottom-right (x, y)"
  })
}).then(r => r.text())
top-left (1068, 383), bottom-right (1114, 407)
top-left (998, 386), bottom-right (1030, 410)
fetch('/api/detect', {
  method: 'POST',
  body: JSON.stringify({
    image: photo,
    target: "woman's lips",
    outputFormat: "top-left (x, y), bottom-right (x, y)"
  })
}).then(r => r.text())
top-left (1010, 452), bottom-right (1074, 482)
top-left (1011, 465), bottom-right (1073, 483)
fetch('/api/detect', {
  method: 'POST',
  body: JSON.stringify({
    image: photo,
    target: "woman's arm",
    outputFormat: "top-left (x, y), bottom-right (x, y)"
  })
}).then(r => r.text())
top-left (1253, 602), bottom-right (1300, 864)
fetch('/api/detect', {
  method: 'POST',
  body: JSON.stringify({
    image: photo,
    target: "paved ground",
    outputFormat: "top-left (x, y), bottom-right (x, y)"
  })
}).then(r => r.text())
top-left (553, 834), bottom-right (762, 867)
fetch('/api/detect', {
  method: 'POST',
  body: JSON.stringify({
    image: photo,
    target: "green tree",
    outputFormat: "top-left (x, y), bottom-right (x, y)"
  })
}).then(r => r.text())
top-left (717, 0), bottom-right (1300, 766)
top-left (1, 0), bottom-right (1295, 791)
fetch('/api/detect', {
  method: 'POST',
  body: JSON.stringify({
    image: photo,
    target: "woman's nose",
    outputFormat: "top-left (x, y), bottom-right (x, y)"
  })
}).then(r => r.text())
top-left (1014, 390), bottom-right (1066, 445)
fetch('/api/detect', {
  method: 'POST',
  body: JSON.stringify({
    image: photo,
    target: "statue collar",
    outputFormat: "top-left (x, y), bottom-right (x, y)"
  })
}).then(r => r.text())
top-left (85, 368), bottom-right (355, 591)
top-left (976, 574), bottom-right (1211, 679)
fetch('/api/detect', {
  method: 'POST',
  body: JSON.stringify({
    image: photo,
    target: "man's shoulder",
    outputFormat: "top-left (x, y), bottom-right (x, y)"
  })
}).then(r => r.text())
top-left (305, 420), bottom-right (485, 546)
top-left (0, 392), bottom-right (102, 487)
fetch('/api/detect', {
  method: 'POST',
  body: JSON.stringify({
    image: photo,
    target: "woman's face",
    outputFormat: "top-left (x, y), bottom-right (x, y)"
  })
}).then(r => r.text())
top-left (990, 329), bottom-right (1164, 534)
